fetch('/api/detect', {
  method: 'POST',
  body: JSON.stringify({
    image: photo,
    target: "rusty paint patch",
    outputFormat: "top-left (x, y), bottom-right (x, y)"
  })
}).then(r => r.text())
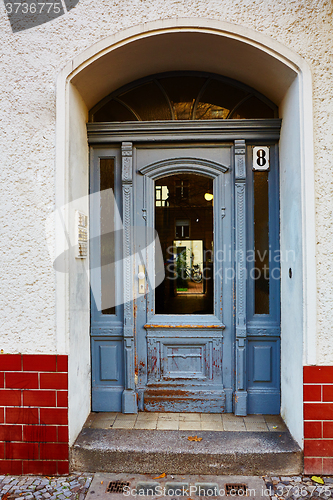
top-left (134, 352), bottom-right (138, 376)
top-left (145, 389), bottom-right (192, 397)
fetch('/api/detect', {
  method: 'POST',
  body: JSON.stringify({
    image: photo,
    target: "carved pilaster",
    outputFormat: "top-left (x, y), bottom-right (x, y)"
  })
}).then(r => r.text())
top-left (122, 142), bottom-right (133, 182)
top-left (234, 139), bottom-right (247, 416)
top-left (121, 142), bottom-right (137, 413)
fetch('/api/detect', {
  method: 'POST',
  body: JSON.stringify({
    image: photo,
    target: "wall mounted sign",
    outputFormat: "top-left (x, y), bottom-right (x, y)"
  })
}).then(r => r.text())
top-left (75, 210), bottom-right (88, 258)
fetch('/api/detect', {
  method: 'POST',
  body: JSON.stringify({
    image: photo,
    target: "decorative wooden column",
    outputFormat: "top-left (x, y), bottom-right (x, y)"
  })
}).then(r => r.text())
top-left (121, 142), bottom-right (137, 413)
top-left (234, 139), bottom-right (247, 416)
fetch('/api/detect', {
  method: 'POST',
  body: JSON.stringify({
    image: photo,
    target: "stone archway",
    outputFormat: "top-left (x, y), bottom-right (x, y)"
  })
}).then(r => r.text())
top-left (55, 19), bottom-right (316, 448)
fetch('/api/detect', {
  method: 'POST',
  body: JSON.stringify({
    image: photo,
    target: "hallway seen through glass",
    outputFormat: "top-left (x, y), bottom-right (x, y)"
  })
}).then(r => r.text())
top-left (155, 173), bottom-right (214, 315)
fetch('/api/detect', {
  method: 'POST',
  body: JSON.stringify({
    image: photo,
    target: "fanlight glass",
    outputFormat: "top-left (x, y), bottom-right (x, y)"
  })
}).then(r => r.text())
top-left (90, 72), bottom-right (277, 122)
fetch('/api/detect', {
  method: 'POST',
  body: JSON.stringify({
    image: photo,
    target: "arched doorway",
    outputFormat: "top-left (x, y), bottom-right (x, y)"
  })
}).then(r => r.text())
top-left (89, 71), bottom-right (281, 416)
top-left (57, 20), bottom-right (315, 446)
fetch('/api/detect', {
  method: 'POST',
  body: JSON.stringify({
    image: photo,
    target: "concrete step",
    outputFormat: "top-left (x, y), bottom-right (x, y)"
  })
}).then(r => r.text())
top-left (71, 428), bottom-right (303, 475)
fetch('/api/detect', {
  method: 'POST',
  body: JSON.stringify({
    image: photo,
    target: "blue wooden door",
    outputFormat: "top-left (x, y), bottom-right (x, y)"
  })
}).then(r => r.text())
top-left (90, 140), bottom-right (281, 415)
top-left (134, 145), bottom-right (234, 413)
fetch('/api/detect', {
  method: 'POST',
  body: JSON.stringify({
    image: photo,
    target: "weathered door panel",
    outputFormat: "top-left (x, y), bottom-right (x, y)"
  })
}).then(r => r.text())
top-left (144, 328), bottom-right (225, 412)
top-left (91, 337), bottom-right (124, 411)
top-left (134, 144), bottom-right (234, 413)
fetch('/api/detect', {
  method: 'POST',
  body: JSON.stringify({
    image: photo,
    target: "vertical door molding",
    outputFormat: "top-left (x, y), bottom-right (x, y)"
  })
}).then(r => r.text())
top-left (234, 139), bottom-right (247, 416)
top-left (121, 142), bottom-right (137, 413)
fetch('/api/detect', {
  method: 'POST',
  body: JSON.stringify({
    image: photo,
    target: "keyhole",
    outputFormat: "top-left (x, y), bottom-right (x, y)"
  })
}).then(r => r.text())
top-left (289, 268), bottom-right (292, 279)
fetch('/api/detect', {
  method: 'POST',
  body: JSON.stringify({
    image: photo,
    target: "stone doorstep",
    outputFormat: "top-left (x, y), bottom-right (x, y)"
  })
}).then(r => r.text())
top-left (70, 428), bottom-right (302, 476)
top-left (87, 473), bottom-right (267, 500)
top-left (89, 413), bottom-right (285, 432)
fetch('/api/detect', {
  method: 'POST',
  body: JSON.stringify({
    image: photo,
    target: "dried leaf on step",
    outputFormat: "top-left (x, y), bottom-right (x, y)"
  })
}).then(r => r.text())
top-left (188, 435), bottom-right (202, 442)
top-left (311, 476), bottom-right (324, 485)
top-left (153, 473), bottom-right (166, 479)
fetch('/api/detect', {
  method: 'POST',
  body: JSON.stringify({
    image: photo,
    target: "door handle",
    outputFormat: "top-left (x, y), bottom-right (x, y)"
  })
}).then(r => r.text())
top-left (138, 265), bottom-right (145, 294)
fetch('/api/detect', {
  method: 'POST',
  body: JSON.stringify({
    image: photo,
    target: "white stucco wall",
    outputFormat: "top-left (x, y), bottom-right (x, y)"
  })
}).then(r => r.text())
top-left (0, 0), bottom-right (332, 445)
top-left (279, 78), bottom-right (304, 445)
top-left (67, 84), bottom-right (91, 445)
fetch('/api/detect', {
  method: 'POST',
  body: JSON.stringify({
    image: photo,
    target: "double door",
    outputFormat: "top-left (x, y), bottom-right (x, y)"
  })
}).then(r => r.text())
top-left (90, 139), bottom-right (280, 415)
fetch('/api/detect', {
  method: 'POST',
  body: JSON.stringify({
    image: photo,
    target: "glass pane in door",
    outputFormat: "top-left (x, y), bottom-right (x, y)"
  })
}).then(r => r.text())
top-left (254, 170), bottom-right (269, 314)
top-left (100, 158), bottom-right (116, 315)
top-left (155, 173), bottom-right (214, 315)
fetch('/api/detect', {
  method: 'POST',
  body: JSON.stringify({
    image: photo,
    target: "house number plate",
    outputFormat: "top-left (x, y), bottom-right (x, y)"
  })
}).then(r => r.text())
top-left (253, 146), bottom-right (270, 171)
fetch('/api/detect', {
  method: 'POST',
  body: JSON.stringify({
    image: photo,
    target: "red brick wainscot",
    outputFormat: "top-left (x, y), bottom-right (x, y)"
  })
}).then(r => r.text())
top-left (0, 354), bottom-right (68, 475)
top-left (304, 366), bottom-right (333, 474)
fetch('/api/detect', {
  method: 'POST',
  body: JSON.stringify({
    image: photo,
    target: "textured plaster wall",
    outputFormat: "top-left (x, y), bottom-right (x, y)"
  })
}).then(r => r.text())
top-left (279, 78), bottom-right (303, 444)
top-left (0, 1), bottom-right (332, 364)
top-left (67, 84), bottom-right (91, 445)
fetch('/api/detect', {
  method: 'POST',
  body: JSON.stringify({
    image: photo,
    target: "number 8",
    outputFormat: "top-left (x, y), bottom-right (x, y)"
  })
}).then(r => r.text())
top-left (257, 149), bottom-right (266, 167)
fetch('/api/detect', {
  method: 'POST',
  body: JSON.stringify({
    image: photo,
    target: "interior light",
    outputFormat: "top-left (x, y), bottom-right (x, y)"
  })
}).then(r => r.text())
top-left (204, 193), bottom-right (214, 201)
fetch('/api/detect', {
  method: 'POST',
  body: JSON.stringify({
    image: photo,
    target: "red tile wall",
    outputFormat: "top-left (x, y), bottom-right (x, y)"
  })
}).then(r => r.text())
top-left (304, 366), bottom-right (333, 475)
top-left (0, 354), bottom-right (68, 475)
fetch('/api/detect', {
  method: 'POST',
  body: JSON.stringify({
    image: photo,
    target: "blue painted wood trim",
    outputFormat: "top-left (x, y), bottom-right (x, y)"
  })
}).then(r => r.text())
top-left (138, 157), bottom-right (229, 178)
top-left (121, 142), bottom-right (137, 413)
top-left (87, 119), bottom-right (282, 144)
top-left (234, 139), bottom-right (248, 416)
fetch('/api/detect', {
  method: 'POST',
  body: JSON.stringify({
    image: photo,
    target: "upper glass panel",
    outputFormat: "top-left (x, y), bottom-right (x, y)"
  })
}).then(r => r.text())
top-left (254, 170), bottom-right (270, 314)
top-left (155, 173), bottom-right (214, 315)
top-left (89, 72), bottom-right (277, 122)
top-left (100, 158), bottom-right (116, 315)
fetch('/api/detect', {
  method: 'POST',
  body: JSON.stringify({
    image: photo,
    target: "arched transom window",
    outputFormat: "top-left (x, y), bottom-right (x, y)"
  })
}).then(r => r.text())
top-left (89, 71), bottom-right (278, 122)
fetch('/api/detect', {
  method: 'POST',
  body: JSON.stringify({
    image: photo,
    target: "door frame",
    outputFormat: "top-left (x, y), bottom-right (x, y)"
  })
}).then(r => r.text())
top-left (57, 19), bottom-right (316, 445)
top-left (88, 119), bottom-right (281, 414)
